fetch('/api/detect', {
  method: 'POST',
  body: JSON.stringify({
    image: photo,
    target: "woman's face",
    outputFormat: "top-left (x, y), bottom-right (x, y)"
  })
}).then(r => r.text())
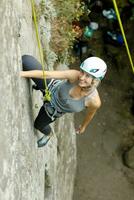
top-left (78, 70), bottom-right (94, 88)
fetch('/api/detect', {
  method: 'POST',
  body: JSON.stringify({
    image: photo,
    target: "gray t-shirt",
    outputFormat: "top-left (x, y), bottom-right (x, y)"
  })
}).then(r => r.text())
top-left (44, 80), bottom-right (97, 119)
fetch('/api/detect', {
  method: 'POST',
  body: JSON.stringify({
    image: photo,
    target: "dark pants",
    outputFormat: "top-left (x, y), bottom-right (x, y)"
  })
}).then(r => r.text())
top-left (22, 55), bottom-right (54, 135)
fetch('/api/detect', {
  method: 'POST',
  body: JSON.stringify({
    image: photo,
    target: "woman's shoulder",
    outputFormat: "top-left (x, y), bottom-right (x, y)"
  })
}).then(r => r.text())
top-left (85, 89), bottom-right (101, 109)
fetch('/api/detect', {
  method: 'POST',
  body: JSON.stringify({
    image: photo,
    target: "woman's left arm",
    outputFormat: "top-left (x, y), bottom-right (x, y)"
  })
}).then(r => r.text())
top-left (77, 96), bottom-right (101, 134)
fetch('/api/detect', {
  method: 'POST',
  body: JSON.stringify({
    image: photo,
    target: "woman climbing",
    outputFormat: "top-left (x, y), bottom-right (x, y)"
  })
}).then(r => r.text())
top-left (21, 55), bottom-right (107, 147)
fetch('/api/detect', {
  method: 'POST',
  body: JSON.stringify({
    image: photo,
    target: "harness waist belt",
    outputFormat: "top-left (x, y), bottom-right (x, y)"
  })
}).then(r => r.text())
top-left (44, 102), bottom-right (63, 120)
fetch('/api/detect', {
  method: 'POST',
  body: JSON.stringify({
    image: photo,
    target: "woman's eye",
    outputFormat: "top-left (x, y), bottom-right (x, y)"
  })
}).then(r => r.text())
top-left (86, 74), bottom-right (91, 78)
top-left (86, 74), bottom-right (90, 78)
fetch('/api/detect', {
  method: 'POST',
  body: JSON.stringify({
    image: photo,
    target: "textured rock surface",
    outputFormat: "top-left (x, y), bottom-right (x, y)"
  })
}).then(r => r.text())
top-left (0, 0), bottom-right (76, 200)
top-left (125, 147), bottom-right (134, 169)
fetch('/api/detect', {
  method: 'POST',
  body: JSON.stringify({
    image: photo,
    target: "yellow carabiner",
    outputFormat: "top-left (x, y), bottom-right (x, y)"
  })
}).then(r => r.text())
top-left (44, 89), bottom-right (52, 102)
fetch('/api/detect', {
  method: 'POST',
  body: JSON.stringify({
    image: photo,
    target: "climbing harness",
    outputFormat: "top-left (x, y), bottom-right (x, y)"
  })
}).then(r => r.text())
top-left (44, 79), bottom-right (64, 120)
top-left (30, 0), bottom-right (51, 101)
top-left (112, 0), bottom-right (134, 73)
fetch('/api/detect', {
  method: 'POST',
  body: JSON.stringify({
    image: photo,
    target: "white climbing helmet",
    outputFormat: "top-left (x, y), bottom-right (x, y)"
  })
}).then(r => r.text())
top-left (80, 57), bottom-right (107, 80)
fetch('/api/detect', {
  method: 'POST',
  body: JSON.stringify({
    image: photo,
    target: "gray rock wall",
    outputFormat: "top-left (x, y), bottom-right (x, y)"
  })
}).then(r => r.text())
top-left (0, 1), bottom-right (76, 200)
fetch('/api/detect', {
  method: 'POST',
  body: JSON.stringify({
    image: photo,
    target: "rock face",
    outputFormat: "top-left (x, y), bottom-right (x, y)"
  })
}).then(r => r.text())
top-left (0, 1), bottom-right (76, 200)
top-left (125, 147), bottom-right (134, 169)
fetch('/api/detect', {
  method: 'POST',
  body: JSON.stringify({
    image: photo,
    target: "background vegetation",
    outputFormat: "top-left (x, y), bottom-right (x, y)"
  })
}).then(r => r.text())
top-left (50, 0), bottom-right (88, 63)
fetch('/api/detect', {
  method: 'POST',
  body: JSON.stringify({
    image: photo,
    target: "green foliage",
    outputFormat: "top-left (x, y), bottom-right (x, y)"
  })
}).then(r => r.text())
top-left (129, 0), bottom-right (134, 3)
top-left (34, 0), bottom-right (56, 21)
top-left (55, 0), bottom-right (85, 22)
top-left (50, 0), bottom-right (88, 63)
top-left (34, 0), bottom-right (89, 63)
top-left (130, 7), bottom-right (134, 20)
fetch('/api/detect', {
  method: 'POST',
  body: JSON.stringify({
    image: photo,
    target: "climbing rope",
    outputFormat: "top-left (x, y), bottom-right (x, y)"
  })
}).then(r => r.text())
top-left (30, 0), bottom-right (51, 101)
top-left (112, 0), bottom-right (134, 73)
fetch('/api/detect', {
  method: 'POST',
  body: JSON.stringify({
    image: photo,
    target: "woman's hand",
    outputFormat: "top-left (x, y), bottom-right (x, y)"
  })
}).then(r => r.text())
top-left (75, 125), bottom-right (86, 135)
top-left (20, 71), bottom-right (25, 77)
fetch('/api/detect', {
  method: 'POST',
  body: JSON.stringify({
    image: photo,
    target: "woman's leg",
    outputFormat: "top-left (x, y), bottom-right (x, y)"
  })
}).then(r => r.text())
top-left (34, 106), bottom-right (55, 135)
top-left (35, 106), bottom-right (56, 147)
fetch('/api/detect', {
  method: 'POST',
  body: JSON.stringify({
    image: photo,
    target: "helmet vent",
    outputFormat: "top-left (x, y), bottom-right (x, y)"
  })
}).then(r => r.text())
top-left (90, 69), bottom-right (99, 73)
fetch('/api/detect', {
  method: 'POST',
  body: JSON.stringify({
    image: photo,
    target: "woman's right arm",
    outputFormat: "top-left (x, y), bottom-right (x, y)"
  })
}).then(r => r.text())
top-left (20, 70), bottom-right (44, 78)
top-left (20, 69), bottom-right (80, 82)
